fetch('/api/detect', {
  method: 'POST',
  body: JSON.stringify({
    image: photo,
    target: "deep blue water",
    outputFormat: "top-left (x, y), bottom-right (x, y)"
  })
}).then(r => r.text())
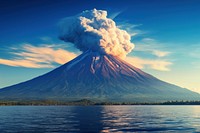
top-left (0, 105), bottom-right (200, 132)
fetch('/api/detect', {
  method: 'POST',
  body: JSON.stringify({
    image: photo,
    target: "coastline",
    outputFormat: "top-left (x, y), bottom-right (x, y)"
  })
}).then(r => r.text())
top-left (1, 99), bottom-right (200, 106)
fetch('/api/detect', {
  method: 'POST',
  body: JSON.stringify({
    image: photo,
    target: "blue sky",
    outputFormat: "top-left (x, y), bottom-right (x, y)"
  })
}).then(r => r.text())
top-left (0, 0), bottom-right (200, 93)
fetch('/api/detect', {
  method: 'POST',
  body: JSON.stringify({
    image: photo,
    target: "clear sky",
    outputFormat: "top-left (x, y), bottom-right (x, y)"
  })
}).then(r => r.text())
top-left (0, 0), bottom-right (200, 93)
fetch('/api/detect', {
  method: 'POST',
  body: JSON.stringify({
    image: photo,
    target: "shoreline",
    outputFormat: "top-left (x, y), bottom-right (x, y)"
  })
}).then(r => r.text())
top-left (1, 100), bottom-right (200, 106)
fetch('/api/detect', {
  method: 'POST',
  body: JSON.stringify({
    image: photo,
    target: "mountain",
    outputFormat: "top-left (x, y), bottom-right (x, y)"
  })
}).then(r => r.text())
top-left (0, 50), bottom-right (199, 102)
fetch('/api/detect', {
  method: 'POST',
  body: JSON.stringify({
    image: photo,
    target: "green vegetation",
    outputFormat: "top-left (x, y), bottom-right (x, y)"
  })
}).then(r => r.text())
top-left (0, 99), bottom-right (200, 106)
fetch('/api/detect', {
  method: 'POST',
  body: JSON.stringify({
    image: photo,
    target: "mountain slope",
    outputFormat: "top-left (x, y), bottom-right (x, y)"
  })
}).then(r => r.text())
top-left (0, 50), bottom-right (199, 102)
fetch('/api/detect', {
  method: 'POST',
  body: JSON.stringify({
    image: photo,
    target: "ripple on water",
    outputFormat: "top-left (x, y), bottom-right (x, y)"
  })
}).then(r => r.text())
top-left (0, 105), bottom-right (200, 132)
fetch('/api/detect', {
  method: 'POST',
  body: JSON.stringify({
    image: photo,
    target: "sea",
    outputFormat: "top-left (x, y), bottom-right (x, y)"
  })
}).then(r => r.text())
top-left (0, 105), bottom-right (200, 133)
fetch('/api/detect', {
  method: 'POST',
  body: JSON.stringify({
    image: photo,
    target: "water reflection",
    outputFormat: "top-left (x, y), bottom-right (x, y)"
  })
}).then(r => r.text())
top-left (100, 106), bottom-right (200, 132)
top-left (0, 106), bottom-right (200, 132)
top-left (72, 106), bottom-right (104, 132)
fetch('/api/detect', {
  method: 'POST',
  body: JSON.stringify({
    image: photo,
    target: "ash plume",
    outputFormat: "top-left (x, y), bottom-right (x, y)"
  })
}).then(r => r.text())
top-left (59, 9), bottom-right (134, 58)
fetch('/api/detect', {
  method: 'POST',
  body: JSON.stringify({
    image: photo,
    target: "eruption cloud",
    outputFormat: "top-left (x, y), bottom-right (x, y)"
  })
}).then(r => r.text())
top-left (59, 9), bottom-right (134, 58)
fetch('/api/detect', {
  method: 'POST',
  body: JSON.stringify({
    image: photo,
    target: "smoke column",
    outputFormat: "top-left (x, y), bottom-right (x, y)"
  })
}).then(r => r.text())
top-left (59, 9), bottom-right (134, 58)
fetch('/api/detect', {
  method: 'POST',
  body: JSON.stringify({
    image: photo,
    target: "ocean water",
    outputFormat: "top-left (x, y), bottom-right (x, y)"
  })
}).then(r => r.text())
top-left (0, 105), bottom-right (200, 133)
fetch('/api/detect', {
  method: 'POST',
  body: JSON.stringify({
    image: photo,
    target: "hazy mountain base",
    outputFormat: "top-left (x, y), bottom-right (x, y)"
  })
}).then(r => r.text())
top-left (0, 92), bottom-right (199, 103)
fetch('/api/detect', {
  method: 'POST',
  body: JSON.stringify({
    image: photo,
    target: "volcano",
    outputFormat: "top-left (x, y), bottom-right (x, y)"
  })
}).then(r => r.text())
top-left (0, 50), bottom-right (199, 102)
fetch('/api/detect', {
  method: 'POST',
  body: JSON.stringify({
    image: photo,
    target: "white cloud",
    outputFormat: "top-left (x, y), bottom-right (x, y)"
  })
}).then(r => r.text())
top-left (0, 44), bottom-right (77, 68)
top-left (152, 50), bottom-right (170, 57)
top-left (135, 37), bottom-right (171, 58)
top-left (40, 36), bottom-right (52, 42)
top-left (117, 22), bottom-right (146, 37)
top-left (0, 58), bottom-right (54, 68)
top-left (109, 11), bottom-right (122, 19)
top-left (125, 56), bottom-right (172, 71)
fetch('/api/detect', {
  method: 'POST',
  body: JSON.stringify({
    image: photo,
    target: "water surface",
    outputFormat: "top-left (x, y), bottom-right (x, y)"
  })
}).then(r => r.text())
top-left (0, 105), bottom-right (200, 132)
